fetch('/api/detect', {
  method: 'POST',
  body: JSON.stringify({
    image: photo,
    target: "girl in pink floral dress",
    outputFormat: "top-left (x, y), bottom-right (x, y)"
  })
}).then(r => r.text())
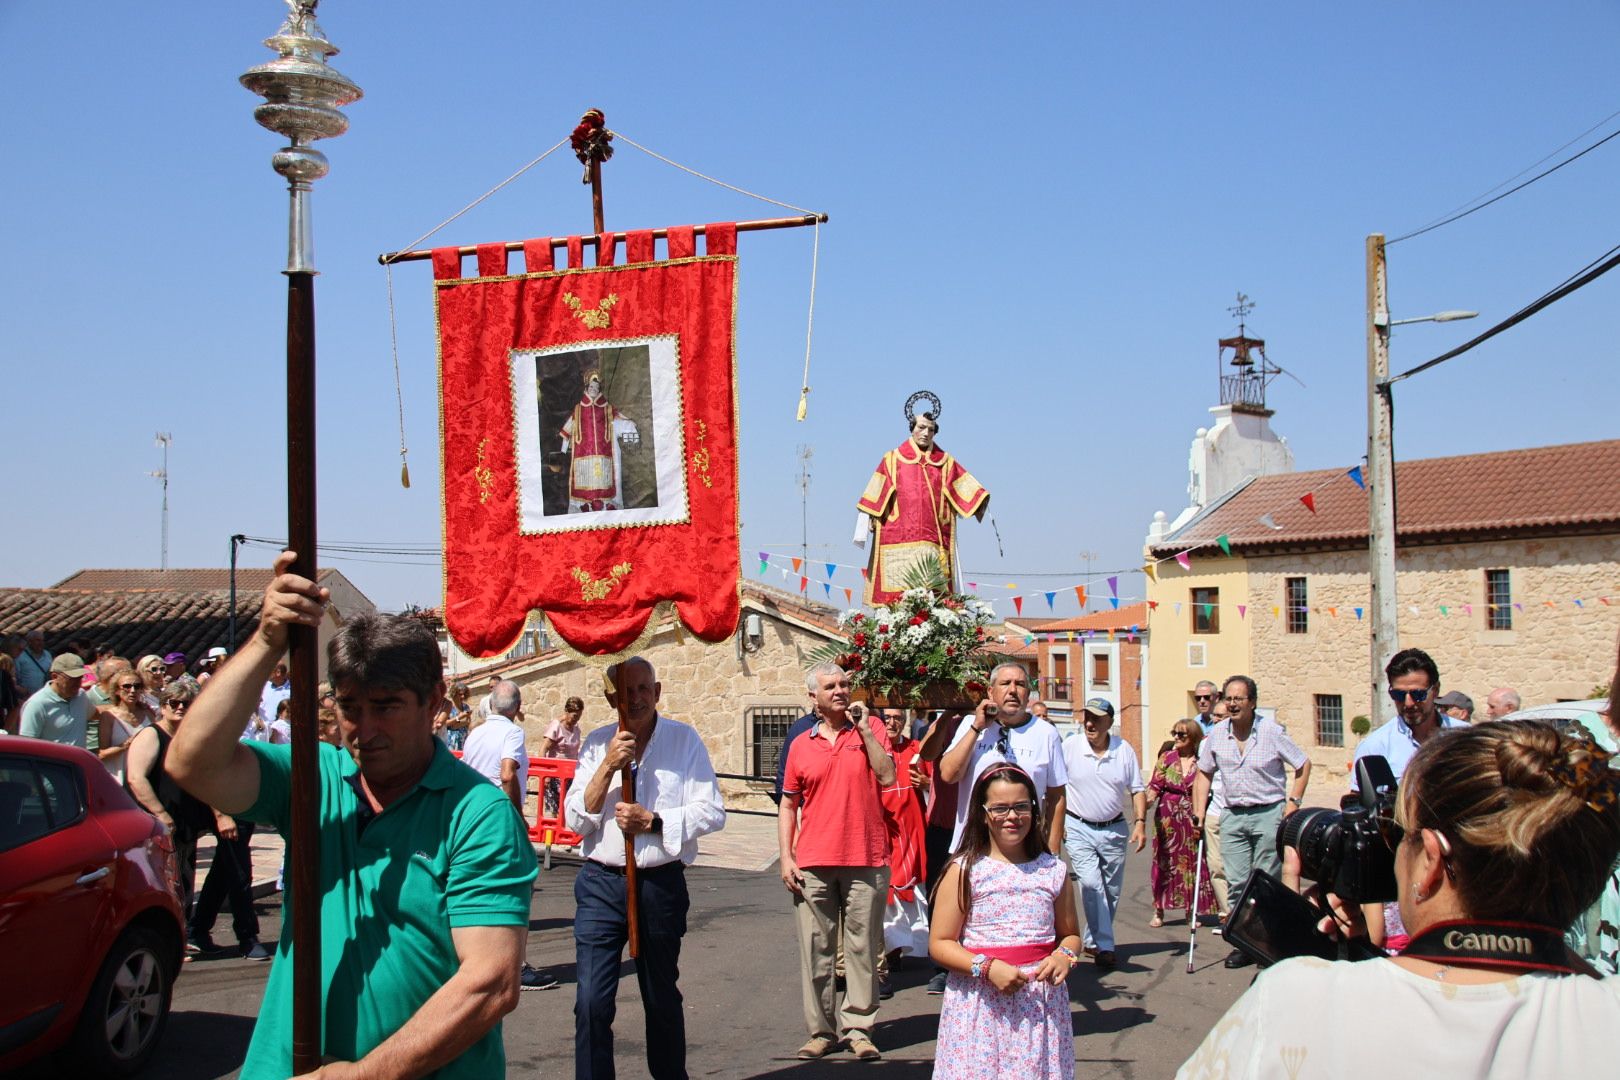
top-left (930, 764), bottom-right (1080, 1079)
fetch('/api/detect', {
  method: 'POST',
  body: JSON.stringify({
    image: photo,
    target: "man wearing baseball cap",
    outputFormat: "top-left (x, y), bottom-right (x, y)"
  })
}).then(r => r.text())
top-left (1059, 697), bottom-right (1146, 969)
top-left (198, 647), bottom-right (228, 683)
top-left (1434, 690), bottom-right (1474, 723)
top-left (19, 653), bottom-right (94, 748)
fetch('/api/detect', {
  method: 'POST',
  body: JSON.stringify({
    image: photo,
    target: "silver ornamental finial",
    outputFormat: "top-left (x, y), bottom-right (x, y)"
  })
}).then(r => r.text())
top-left (241, 1), bottom-right (362, 271)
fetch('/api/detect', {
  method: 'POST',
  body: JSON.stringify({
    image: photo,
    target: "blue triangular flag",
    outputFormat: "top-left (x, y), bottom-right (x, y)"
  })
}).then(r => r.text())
top-left (1347, 466), bottom-right (1365, 490)
top-left (825, 563), bottom-right (837, 581)
top-left (1109, 596), bottom-right (1120, 610)
top-left (823, 582), bottom-right (831, 598)
top-left (1044, 591), bottom-right (1056, 611)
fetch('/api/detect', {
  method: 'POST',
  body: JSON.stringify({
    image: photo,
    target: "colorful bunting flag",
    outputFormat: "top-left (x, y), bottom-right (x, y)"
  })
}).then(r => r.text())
top-left (1013, 596), bottom-right (1023, 616)
top-left (1174, 603), bottom-right (1183, 615)
top-left (757, 551), bottom-right (768, 564)
top-left (1148, 600), bottom-right (1159, 610)
top-left (798, 575), bottom-right (808, 593)
top-left (1328, 607), bottom-right (1338, 618)
top-left (1574, 599), bottom-right (1585, 608)
top-left (1464, 604), bottom-right (1472, 616)
top-left (1175, 552), bottom-right (1192, 571)
top-left (1439, 605), bottom-right (1449, 616)
top-left (967, 581), bottom-right (978, 590)
top-left (758, 559), bottom-right (768, 575)
top-left (822, 582), bottom-right (831, 598)
top-left (1271, 605), bottom-right (1280, 618)
top-left (791, 557), bottom-right (802, 574)
top-left (1107, 576), bottom-right (1119, 598)
top-left (1300, 492), bottom-right (1317, 514)
top-left (1354, 607), bottom-right (1363, 620)
top-left (1142, 562), bottom-right (1157, 583)
top-left (1346, 466), bottom-right (1365, 490)
top-left (825, 563), bottom-right (836, 581)
top-left (1237, 604), bottom-right (1247, 619)
top-left (1217, 534), bottom-right (1232, 556)
top-left (1075, 585), bottom-right (1088, 607)
top-left (1259, 513), bottom-right (1281, 531)
top-left (1109, 596), bottom-right (1120, 610)
top-left (843, 587), bottom-right (852, 605)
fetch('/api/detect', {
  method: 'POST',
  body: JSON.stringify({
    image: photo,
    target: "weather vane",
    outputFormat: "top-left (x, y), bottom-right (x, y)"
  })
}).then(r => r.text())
top-left (1228, 291), bottom-right (1255, 334)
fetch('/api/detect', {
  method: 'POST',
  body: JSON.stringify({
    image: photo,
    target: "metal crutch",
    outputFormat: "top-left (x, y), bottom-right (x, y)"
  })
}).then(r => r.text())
top-left (1186, 833), bottom-right (1206, 974)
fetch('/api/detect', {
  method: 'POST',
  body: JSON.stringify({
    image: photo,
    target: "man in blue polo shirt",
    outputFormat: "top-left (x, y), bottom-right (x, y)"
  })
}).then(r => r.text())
top-left (170, 551), bottom-right (537, 1079)
top-left (1351, 647), bottom-right (1468, 789)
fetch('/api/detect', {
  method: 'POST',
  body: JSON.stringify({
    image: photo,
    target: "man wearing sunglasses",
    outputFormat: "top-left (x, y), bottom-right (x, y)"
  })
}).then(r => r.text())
top-left (1351, 648), bottom-right (1467, 791)
top-left (1191, 681), bottom-right (1220, 736)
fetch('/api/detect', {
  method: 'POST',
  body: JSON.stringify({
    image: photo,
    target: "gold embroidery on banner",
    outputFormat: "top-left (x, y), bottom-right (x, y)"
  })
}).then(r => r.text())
top-left (562, 291), bottom-right (620, 329)
top-left (1279, 1047), bottom-right (1307, 1080)
top-left (690, 419), bottom-right (713, 489)
top-left (474, 439), bottom-right (494, 505)
top-left (572, 562), bottom-right (633, 602)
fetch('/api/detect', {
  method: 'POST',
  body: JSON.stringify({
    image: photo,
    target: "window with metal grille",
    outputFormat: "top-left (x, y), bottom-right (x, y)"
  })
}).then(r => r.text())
top-left (749, 705), bottom-right (803, 780)
top-left (1485, 569), bottom-right (1513, 630)
top-left (1050, 653), bottom-right (1070, 700)
top-left (1192, 587), bottom-right (1220, 634)
top-left (1286, 577), bottom-right (1309, 634)
top-left (1314, 694), bottom-right (1344, 748)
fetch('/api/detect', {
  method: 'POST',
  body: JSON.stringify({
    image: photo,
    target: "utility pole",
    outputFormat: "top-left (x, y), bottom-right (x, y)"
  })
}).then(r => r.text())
top-left (1366, 234), bottom-right (1397, 724)
top-left (150, 432), bottom-right (173, 570)
top-left (796, 444), bottom-right (814, 572)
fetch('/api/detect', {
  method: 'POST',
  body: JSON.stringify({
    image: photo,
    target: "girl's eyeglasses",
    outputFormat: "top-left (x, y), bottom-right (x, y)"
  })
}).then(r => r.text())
top-left (984, 802), bottom-right (1035, 819)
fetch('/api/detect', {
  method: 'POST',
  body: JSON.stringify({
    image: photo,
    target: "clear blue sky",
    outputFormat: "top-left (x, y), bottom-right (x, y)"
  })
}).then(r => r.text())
top-left (5, 2), bottom-right (1617, 615)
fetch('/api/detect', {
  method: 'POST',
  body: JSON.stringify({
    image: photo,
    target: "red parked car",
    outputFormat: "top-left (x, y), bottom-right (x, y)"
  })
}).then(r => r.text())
top-left (0, 737), bottom-right (185, 1075)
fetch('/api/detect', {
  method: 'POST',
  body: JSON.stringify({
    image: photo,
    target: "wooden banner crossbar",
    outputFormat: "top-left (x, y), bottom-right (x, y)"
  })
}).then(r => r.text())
top-left (377, 213), bottom-right (826, 265)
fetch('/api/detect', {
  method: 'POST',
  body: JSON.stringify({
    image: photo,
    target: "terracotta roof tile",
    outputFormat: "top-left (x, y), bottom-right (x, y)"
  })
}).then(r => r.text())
top-left (53, 568), bottom-right (342, 591)
top-left (1149, 439), bottom-right (1620, 556)
top-left (0, 587), bottom-right (261, 664)
top-left (1010, 603), bottom-right (1150, 634)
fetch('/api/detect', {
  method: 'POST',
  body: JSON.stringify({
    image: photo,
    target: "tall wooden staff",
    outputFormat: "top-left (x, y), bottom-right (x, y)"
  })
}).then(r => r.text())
top-left (579, 110), bottom-right (641, 956)
top-left (241, 5), bottom-right (361, 1072)
top-left (605, 663), bottom-right (640, 958)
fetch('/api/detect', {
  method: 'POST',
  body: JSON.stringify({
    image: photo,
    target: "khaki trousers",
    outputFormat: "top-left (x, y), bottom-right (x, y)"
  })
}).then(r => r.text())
top-left (793, 865), bottom-right (888, 1041)
top-left (1205, 810), bottom-right (1230, 915)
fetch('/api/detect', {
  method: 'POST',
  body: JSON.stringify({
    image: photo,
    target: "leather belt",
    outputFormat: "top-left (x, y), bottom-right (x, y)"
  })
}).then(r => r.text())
top-left (1066, 811), bottom-right (1124, 828)
top-left (586, 858), bottom-right (684, 877)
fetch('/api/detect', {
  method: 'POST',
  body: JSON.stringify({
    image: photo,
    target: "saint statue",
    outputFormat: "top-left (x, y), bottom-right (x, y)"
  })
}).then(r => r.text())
top-left (853, 391), bottom-right (989, 605)
top-left (559, 370), bottom-right (640, 512)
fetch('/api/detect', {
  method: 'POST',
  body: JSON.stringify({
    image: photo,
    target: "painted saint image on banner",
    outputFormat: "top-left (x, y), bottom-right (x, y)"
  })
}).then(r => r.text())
top-left (537, 348), bottom-right (657, 515)
top-left (510, 336), bottom-right (689, 536)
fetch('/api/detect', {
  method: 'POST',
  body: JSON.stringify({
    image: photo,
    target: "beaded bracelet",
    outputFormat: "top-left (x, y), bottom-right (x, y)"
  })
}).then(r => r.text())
top-left (1056, 945), bottom-right (1079, 965)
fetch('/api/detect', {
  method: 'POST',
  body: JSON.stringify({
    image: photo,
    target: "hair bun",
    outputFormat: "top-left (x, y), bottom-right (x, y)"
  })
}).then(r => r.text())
top-left (1492, 723), bottom-right (1566, 794)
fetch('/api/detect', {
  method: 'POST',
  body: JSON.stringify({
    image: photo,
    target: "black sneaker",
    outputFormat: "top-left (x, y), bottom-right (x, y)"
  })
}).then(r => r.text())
top-left (520, 963), bottom-right (561, 991)
top-left (925, 970), bottom-right (948, 995)
top-left (188, 932), bottom-right (218, 955)
top-left (241, 939), bottom-right (271, 962)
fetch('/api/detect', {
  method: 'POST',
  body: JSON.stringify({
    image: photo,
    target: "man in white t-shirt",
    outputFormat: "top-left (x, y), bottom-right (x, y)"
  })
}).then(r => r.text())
top-left (936, 662), bottom-right (1067, 854)
top-left (461, 679), bottom-right (530, 812)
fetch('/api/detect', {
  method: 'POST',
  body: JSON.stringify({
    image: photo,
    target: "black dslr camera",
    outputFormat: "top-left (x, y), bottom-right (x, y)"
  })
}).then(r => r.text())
top-left (1276, 754), bottom-right (1400, 905)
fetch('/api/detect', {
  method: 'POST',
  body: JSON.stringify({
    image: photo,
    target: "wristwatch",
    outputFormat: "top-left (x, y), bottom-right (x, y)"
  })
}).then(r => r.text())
top-left (649, 813), bottom-right (665, 834)
top-left (1286, 797), bottom-right (1301, 806)
top-left (970, 953), bottom-right (990, 979)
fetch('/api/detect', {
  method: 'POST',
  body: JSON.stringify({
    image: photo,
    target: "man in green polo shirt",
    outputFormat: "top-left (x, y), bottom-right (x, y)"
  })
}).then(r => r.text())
top-left (170, 551), bottom-right (537, 1078)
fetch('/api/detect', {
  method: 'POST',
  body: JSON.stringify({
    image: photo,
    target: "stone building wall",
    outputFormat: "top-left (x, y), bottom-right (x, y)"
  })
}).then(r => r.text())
top-left (498, 602), bottom-right (840, 813)
top-left (1248, 533), bottom-right (1620, 780)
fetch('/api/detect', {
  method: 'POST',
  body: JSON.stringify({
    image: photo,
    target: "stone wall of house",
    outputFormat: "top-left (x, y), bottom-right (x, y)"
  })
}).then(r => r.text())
top-left (500, 607), bottom-right (836, 814)
top-left (1248, 534), bottom-right (1620, 779)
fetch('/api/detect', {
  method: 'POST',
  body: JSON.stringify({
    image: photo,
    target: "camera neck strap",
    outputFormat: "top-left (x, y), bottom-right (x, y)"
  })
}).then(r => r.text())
top-left (1401, 919), bottom-right (1590, 977)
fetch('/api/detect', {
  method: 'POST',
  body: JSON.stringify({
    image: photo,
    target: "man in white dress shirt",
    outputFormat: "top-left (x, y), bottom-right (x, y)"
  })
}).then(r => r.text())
top-left (461, 679), bottom-right (529, 812)
top-left (564, 656), bottom-right (726, 1080)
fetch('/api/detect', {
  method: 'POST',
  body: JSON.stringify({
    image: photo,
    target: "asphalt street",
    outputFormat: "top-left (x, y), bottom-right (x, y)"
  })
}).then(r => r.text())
top-left (110, 819), bottom-right (1255, 1079)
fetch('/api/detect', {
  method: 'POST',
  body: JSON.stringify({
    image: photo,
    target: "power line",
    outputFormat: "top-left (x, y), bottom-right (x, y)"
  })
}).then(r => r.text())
top-left (1389, 119), bottom-right (1620, 245)
top-left (1386, 239), bottom-right (1620, 385)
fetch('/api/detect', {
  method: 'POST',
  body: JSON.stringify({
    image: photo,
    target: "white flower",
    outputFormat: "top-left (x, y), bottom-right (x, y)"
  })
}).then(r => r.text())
top-left (902, 624), bottom-right (929, 646)
top-left (930, 606), bottom-right (960, 626)
top-left (901, 587), bottom-right (931, 603)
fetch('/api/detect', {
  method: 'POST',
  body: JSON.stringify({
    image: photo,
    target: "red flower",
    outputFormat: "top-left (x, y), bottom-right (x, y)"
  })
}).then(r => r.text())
top-left (945, 645), bottom-right (956, 657)
top-left (966, 680), bottom-right (987, 696)
top-left (848, 655), bottom-right (863, 671)
top-left (975, 627), bottom-right (986, 639)
top-left (851, 613), bottom-right (865, 625)
top-left (916, 663), bottom-right (929, 676)
top-left (878, 624), bottom-right (890, 635)
top-left (909, 613), bottom-right (927, 626)
top-left (880, 641), bottom-right (891, 651)
top-left (853, 632), bottom-right (869, 647)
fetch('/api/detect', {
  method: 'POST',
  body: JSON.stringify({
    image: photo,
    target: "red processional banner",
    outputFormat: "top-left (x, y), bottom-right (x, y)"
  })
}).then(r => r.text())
top-left (434, 225), bottom-right (740, 657)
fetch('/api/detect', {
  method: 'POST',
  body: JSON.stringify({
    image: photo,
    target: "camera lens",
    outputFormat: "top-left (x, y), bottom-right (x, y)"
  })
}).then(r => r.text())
top-left (1278, 806), bottom-right (1343, 885)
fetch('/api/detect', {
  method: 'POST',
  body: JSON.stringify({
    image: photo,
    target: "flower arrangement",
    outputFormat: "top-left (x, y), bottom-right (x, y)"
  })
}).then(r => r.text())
top-left (813, 558), bottom-right (1004, 705)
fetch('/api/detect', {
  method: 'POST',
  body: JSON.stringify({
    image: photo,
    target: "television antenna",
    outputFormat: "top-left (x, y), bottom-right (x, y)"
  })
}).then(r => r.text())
top-left (148, 433), bottom-right (173, 570)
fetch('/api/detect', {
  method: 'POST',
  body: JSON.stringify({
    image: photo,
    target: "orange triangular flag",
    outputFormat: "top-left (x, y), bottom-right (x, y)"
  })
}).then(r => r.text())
top-left (791, 557), bottom-right (803, 574)
top-left (1075, 586), bottom-right (1087, 607)
top-left (843, 587), bottom-right (852, 605)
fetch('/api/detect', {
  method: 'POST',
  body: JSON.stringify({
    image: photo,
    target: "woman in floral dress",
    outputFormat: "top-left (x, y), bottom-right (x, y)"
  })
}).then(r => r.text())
top-left (930, 764), bottom-right (1080, 1079)
top-left (1147, 721), bottom-right (1214, 927)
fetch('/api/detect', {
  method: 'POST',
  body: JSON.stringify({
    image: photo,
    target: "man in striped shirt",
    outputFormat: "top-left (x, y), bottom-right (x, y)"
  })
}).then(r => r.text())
top-left (1192, 674), bottom-right (1310, 969)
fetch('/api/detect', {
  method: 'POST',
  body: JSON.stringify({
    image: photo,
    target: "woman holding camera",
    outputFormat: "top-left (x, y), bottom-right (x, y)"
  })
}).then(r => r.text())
top-left (1179, 719), bottom-right (1620, 1078)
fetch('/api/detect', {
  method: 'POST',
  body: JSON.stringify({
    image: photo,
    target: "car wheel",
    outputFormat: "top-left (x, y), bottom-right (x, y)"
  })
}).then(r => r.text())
top-left (69, 925), bottom-right (174, 1076)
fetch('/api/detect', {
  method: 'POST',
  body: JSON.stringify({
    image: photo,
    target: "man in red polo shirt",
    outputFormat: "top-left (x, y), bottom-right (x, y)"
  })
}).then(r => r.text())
top-left (779, 662), bottom-right (896, 1062)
